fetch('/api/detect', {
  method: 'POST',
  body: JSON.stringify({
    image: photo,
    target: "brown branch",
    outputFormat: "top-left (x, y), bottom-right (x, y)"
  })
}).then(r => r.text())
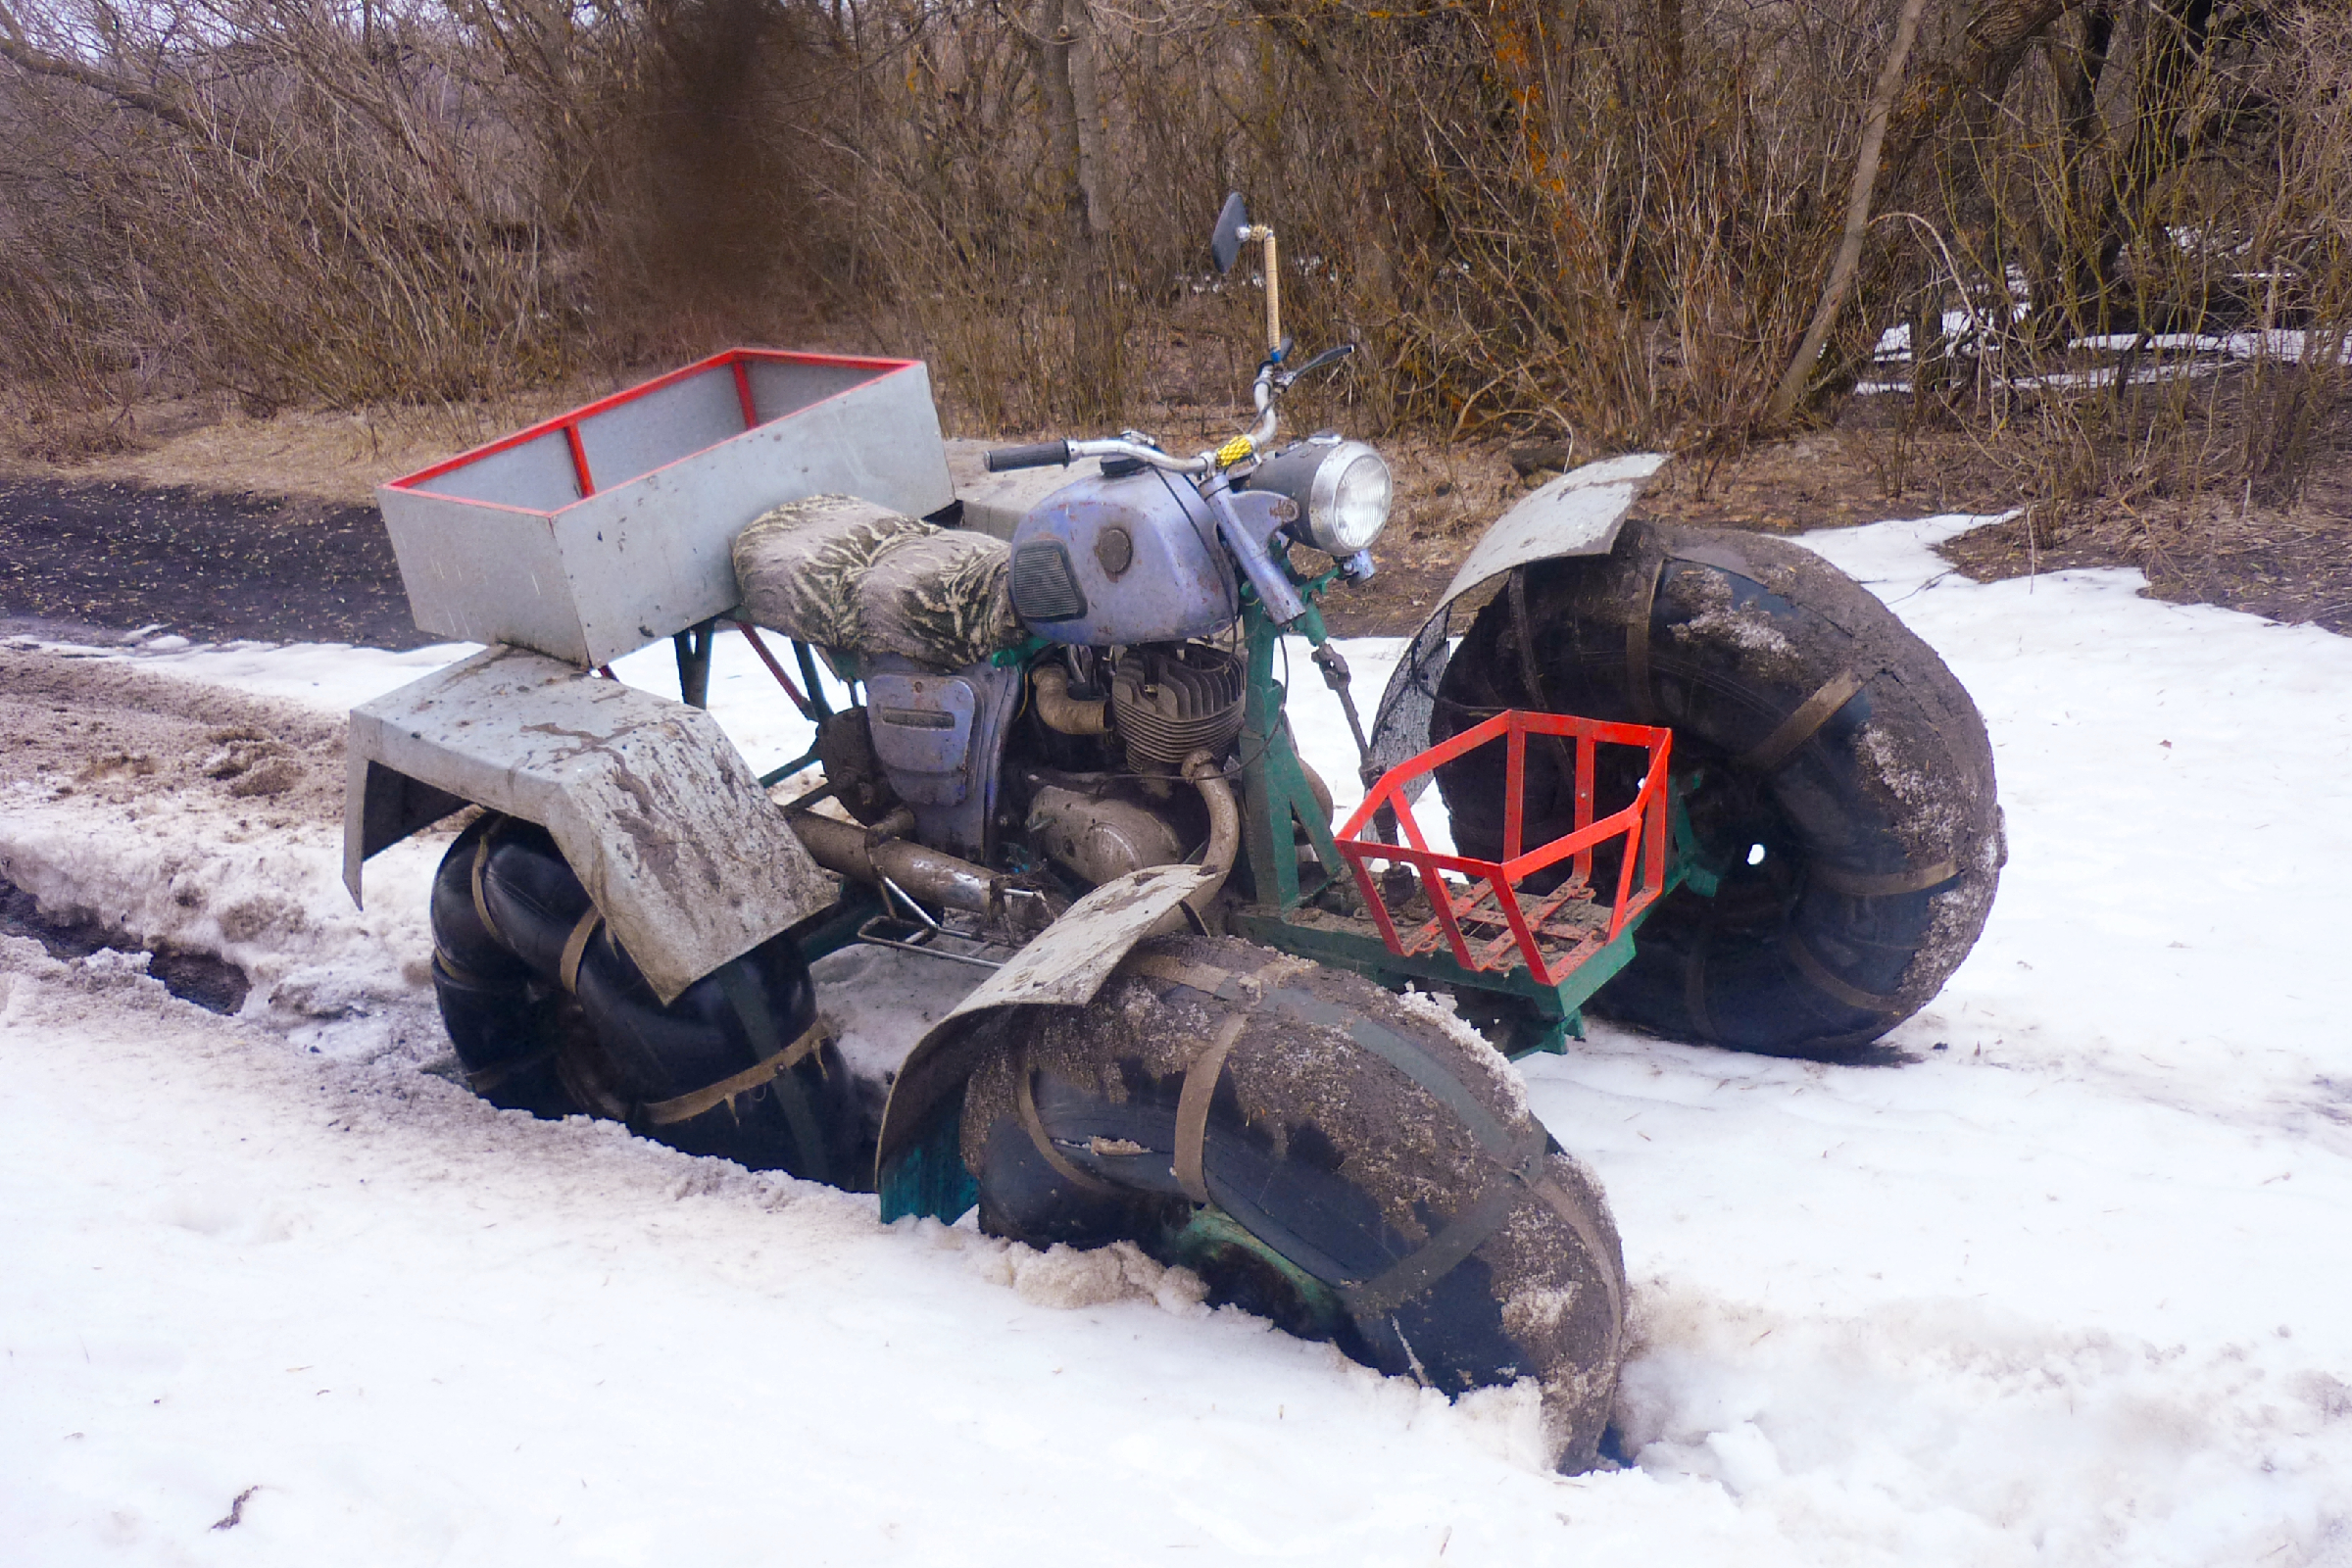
top-left (1880, 0), bottom-right (2096, 191)
top-left (1767, 0), bottom-right (1933, 425)
top-left (0, 27), bottom-right (254, 159)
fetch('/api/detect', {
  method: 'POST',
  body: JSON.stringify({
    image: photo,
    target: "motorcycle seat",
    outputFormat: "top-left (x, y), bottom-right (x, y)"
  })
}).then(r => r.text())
top-left (732, 494), bottom-right (1021, 671)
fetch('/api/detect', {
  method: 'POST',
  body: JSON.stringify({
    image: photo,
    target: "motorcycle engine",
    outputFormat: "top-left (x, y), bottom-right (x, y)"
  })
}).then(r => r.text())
top-left (1109, 642), bottom-right (1246, 772)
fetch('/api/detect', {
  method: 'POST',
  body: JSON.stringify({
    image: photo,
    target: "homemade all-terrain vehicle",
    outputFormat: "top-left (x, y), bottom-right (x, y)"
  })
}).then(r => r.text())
top-left (342, 198), bottom-right (2001, 1471)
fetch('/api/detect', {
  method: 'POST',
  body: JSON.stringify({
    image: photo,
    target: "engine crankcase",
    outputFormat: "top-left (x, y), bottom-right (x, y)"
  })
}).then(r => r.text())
top-left (1026, 784), bottom-right (1194, 887)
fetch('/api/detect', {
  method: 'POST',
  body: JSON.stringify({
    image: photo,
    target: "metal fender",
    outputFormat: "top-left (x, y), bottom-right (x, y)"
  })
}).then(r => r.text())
top-left (342, 644), bottom-right (835, 1004)
top-left (1363, 451), bottom-right (1666, 792)
top-left (872, 861), bottom-right (1216, 1203)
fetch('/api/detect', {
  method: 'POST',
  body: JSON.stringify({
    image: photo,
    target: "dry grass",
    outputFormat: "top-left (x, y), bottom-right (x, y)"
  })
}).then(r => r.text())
top-left (1938, 436), bottom-right (2352, 636)
top-left (0, 384), bottom-right (641, 504)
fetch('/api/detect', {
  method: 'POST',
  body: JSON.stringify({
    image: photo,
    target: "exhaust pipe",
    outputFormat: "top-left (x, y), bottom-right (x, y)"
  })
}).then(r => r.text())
top-left (788, 812), bottom-right (1002, 915)
top-left (1032, 666), bottom-right (1108, 736)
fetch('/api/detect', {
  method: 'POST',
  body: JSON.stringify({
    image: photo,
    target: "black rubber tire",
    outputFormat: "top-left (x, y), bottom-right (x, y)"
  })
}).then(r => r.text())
top-left (1434, 517), bottom-right (2003, 1054)
top-left (957, 934), bottom-right (1627, 1473)
top-left (428, 812), bottom-right (867, 1184)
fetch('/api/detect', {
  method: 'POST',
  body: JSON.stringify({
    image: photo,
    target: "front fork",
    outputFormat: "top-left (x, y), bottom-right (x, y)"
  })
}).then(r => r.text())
top-left (1235, 597), bottom-right (1354, 912)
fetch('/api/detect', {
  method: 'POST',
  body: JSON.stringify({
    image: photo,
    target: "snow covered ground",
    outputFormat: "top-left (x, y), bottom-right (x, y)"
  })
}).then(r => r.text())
top-left (4, 516), bottom-right (2348, 1565)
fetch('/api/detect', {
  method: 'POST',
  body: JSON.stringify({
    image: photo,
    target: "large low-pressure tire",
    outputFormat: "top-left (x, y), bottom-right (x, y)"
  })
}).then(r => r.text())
top-left (956, 935), bottom-right (1628, 1472)
top-left (428, 812), bottom-right (867, 1183)
top-left (1434, 517), bottom-right (2003, 1054)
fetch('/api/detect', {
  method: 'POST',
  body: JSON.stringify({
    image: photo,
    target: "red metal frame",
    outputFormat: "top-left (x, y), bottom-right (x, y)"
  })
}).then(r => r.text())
top-left (563, 422), bottom-right (596, 497)
top-left (1333, 711), bottom-right (1674, 988)
top-left (729, 619), bottom-right (814, 718)
top-left (383, 347), bottom-right (925, 500)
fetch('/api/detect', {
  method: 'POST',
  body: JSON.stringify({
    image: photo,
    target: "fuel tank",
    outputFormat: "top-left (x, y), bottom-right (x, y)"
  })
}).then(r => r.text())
top-left (1007, 466), bottom-right (1238, 647)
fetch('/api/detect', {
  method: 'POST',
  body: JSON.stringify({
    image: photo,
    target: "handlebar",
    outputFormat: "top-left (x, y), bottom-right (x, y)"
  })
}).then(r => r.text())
top-left (982, 440), bottom-right (1072, 472)
top-left (986, 435), bottom-right (1215, 477)
top-left (988, 345), bottom-right (1349, 480)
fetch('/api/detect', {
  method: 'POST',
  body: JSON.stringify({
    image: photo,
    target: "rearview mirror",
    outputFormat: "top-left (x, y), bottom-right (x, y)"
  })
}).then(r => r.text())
top-left (1210, 192), bottom-right (1250, 274)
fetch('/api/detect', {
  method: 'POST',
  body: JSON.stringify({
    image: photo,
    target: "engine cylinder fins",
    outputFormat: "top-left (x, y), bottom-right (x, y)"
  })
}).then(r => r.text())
top-left (1110, 642), bottom-right (1246, 770)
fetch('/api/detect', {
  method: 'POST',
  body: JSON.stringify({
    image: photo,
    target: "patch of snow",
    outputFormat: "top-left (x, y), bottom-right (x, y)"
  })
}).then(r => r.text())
top-left (6, 508), bottom-right (2352, 1563)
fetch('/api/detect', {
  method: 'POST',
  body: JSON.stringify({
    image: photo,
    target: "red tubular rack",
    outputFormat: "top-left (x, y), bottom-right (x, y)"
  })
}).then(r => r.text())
top-left (1332, 711), bottom-right (1674, 988)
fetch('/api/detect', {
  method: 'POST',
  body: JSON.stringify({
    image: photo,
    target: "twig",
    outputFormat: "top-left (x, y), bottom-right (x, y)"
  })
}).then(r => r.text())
top-left (211, 1487), bottom-right (260, 1531)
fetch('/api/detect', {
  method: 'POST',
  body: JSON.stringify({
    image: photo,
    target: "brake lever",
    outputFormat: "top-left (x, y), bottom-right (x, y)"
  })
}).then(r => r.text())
top-left (1273, 343), bottom-right (1356, 390)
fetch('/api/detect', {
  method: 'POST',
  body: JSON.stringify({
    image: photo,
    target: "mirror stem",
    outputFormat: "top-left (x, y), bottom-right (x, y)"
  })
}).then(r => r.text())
top-left (1242, 224), bottom-right (1281, 358)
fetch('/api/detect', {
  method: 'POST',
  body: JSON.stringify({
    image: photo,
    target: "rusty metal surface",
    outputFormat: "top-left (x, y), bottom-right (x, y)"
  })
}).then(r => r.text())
top-left (871, 862), bottom-right (1216, 1175)
top-left (786, 813), bottom-right (1002, 915)
top-left (379, 360), bottom-right (955, 668)
top-left (1436, 452), bottom-right (1667, 611)
top-left (343, 645), bottom-right (834, 1004)
top-left (942, 863), bottom-right (1214, 1013)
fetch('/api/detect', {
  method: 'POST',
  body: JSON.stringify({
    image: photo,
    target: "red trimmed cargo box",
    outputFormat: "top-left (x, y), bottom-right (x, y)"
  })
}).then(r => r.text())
top-left (377, 350), bottom-right (954, 667)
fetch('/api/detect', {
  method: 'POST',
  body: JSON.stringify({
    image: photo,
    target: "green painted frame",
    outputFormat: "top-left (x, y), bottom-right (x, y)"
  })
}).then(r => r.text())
top-left (1226, 593), bottom-right (1683, 1056)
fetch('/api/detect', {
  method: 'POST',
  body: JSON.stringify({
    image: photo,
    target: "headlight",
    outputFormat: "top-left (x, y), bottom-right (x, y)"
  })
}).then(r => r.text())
top-left (1248, 437), bottom-right (1393, 557)
top-left (1310, 445), bottom-right (1393, 555)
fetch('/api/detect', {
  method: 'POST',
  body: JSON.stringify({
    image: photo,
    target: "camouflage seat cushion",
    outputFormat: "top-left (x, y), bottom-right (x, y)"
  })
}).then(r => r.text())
top-left (732, 494), bottom-right (1019, 671)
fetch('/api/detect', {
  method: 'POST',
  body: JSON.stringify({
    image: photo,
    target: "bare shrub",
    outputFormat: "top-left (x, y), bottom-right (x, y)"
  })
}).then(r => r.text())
top-left (0, 0), bottom-right (2341, 527)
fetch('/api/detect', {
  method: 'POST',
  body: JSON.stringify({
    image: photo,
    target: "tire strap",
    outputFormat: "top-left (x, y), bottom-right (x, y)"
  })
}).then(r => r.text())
top-left (1341, 1124), bottom-right (1627, 1358)
top-left (1685, 925), bottom-right (1719, 1043)
top-left (639, 1018), bottom-right (829, 1127)
top-left (430, 946), bottom-right (497, 990)
top-left (1520, 1159), bottom-right (1627, 1359)
top-left (1139, 963), bottom-right (1628, 1342)
top-left (1506, 568), bottom-right (1581, 786)
top-left (1027, 954), bottom-right (1287, 1200)
top-left (1265, 988), bottom-right (1518, 1156)
top-left (1128, 953), bottom-right (1278, 1005)
top-left (468, 825), bottom-right (507, 947)
top-left (715, 960), bottom-right (831, 1182)
top-left (1015, 1059), bottom-right (1121, 1195)
top-left (1507, 568), bottom-right (1542, 702)
top-left (558, 906), bottom-right (602, 995)
top-left (1739, 669), bottom-right (1864, 773)
top-left (1670, 540), bottom-right (1758, 577)
top-left (1287, 993), bottom-right (1626, 1338)
top-left (1343, 1177), bottom-right (1524, 1318)
top-left (1623, 558), bottom-right (1665, 723)
top-left (1173, 1014), bottom-right (1250, 1205)
top-left (1811, 858), bottom-right (1959, 897)
top-left (1783, 928), bottom-right (1900, 1011)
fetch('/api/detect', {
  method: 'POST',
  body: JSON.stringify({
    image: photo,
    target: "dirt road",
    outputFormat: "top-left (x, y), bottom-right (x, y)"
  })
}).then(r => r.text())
top-left (0, 478), bottom-right (427, 648)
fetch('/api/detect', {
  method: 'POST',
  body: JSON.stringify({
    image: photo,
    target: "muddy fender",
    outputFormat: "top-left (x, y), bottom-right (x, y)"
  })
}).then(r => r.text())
top-left (344, 644), bottom-right (834, 1004)
top-left (1365, 454), bottom-right (1665, 788)
top-left (873, 862), bottom-right (1215, 1214)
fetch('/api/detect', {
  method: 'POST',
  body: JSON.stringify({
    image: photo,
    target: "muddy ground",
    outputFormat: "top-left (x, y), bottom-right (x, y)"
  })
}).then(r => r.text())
top-left (2, 379), bottom-right (2346, 644)
top-left (0, 646), bottom-right (351, 1010)
top-left (0, 478), bottom-right (432, 648)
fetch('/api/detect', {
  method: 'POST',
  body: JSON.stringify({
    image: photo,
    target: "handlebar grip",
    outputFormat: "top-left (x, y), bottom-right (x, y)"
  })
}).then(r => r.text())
top-left (983, 441), bottom-right (1072, 473)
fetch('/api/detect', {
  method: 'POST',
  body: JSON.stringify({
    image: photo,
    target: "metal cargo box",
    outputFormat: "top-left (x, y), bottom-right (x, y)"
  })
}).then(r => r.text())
top-left (378, 350), bottom-right (955, 668)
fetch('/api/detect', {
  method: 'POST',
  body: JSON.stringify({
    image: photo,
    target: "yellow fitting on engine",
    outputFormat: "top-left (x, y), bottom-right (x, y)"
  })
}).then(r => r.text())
top-left (1215, 435), bottom-right (1255, 468)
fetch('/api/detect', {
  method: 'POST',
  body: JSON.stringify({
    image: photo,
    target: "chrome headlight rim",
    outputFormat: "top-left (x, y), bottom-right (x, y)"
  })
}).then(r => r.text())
top-left (1301, 440), bottom-right (1392, 557)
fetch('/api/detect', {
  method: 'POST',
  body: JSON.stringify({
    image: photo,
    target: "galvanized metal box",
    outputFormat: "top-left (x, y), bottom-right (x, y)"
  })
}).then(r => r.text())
top-left (378, 350), bottom-right (956, 667)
